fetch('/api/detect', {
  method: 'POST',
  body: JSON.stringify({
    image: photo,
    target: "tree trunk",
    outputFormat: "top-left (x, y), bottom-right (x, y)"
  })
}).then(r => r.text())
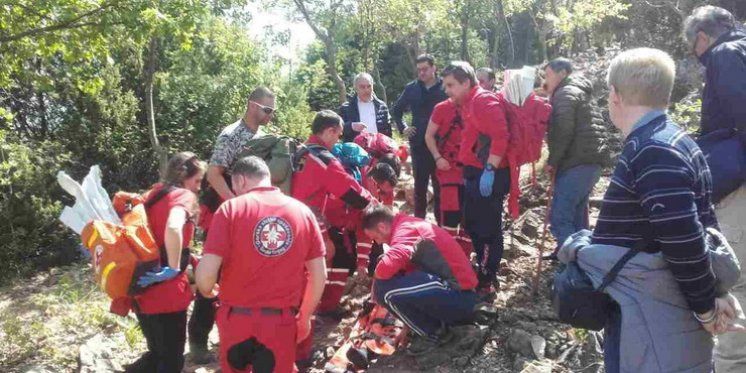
top-left (373, 65), bottom-right (387, 103)
top-left (144, 36), bottom-right (168, 174)
top-left (324, 39), bottom-right (347, 105)
top-left (459, 2), bottom-right (470, 61)
top-left (496, 0), bottom-right (514, 66)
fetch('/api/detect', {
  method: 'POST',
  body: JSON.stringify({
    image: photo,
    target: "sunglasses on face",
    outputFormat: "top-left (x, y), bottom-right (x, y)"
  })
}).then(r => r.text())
top-left (251, 101), bottom-right (276, 115)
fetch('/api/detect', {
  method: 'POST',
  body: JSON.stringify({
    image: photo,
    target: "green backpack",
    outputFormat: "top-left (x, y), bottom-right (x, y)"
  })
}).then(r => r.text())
top-left (234, 134), bottom-right (302, 194)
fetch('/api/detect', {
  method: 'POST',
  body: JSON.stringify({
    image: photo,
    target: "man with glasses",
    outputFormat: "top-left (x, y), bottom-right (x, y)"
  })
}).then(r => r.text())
top-left (190, 86), bottom-right (276, 363)
top-left (391, 54), bottom-right (448, 220)
top-left (684, 6), bottom-right (746, 372)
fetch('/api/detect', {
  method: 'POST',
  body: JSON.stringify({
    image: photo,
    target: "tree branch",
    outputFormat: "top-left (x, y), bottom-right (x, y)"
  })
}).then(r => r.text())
top-left (0, 1), bottom-right (122, 43)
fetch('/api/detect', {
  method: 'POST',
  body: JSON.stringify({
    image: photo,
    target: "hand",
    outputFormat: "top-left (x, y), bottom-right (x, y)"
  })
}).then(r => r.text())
top-left (296, 313), bottom-right (312, 343)
top-left (324, 236), bottom-right (336, 262)
top-left (403, 126), bottom-right (416, 139)
top-left (137, 266), bottom-right (179, 287)
top-left (204, 283), bottom-right (220, 299)
top-left (435, 157), bottom-right (451, 171)
top-left (544, 165), bottom-right (554, 175)
top-left (698, 295), bottom-right (746, 335)
top-left (479, 166), bottom-right (495, 197)
top-left (352, 122), bottom-right (367, 132)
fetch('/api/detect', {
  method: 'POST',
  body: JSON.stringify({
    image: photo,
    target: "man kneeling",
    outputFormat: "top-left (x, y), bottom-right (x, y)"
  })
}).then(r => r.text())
top-left (361, 205), bottom-right (478, 355)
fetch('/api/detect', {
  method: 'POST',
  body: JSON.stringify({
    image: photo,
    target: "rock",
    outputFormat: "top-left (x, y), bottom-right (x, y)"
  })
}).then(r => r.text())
top-left (520, 360), bottom-right (553, 373)
top-left (531, 335), bottom-right (547, 360)
top-left (453, 355), bottom-right (470, 367)
top-left (79, 334), bottom-right (126, 373)
top-left (508, 329), bottom-right (546, 360)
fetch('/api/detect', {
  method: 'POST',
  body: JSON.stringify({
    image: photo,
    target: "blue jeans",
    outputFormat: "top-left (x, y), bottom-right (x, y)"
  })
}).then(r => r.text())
top-left (550, 164), bottom-right (602, 248)
top-left (374, 271), bottom-right (478, 339)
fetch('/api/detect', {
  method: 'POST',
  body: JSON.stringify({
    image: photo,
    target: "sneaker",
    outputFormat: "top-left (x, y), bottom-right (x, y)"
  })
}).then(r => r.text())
top-left (406, 328), bottom-right (454, 356)
top-left (473, 303), bottom-right (499, 325)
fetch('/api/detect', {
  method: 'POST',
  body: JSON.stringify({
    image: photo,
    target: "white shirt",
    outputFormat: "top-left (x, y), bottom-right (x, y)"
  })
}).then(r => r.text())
top-left (357, 98), bottom-right (378, 134)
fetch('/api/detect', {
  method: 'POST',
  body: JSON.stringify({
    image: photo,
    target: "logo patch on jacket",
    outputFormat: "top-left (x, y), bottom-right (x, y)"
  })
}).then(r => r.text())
top-left (253, 216), bottom-right (293, 257)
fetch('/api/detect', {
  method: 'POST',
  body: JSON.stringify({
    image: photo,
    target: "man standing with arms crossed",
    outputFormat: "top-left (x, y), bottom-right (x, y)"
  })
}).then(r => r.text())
top-left (391, 54), bottom-right (448, 220)
top-left (196, 156), bottom-right (326, 373)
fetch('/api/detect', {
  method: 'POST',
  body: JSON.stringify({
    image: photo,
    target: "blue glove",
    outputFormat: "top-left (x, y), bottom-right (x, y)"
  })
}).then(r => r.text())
top-left (479, 165), bottom-right (495, 197)
top-left (137, 266), bottom-right (179, 287)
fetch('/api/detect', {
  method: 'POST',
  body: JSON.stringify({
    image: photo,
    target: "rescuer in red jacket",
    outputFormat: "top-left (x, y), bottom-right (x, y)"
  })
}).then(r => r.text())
top-left (362, 205), bottom-right (479, 356)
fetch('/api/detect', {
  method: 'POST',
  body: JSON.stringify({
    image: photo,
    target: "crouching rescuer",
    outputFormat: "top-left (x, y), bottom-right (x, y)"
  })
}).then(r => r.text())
top-left (196, 156), bottom-right (327, 373)
top-left (362, 205), bottom-right (479, 355)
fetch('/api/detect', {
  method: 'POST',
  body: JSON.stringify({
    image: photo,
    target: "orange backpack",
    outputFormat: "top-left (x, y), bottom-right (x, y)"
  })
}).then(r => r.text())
top-left (80, 188), bottom-right (171, 300)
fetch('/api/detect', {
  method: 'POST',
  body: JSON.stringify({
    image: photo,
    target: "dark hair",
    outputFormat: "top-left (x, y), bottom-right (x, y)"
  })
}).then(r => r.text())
top-left (163, 151), bottom-right (206, 186)
top-left (311, 110), bottom-right (343, 135)
top-left (416, 54), bottom-right (435, 67)
top-left (361, 204), bottom-right (395, 230)
top-left (248, 86), bottom-right (275, 102)
top-left (231, 156), bottom-right (270, 179)
top-left (377, 153), bottom-right (401, 178)
top-left (545, 58), bottom-right (573, 75)
top-left (442, 61), bottom-right (477, 86)
top-left (367, 162), bottom-right (398, 187)
top-left (476, 67), bottom-right (496, 81)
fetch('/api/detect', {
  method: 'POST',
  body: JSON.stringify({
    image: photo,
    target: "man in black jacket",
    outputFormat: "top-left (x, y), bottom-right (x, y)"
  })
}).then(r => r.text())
top-left (541, 58), bottom-right (609, 260)
top-left (391, 54), bottom-right (448, 219)
top-left (339, 72), bottom-right (394, 142)
top-left (684, 6), bottom-right (746, 372)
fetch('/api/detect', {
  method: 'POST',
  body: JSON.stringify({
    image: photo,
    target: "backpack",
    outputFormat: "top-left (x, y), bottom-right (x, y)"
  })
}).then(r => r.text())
top-left (201, 134), bottom-right (304, 212)
top-left (80, 187), bottom-right (172, 301)
top-left (471, 91), bottom-right (551, 218)
top-left (332, 142), bottom-right (371, 182)
top-left (353, 132), bottom-right (398, 158)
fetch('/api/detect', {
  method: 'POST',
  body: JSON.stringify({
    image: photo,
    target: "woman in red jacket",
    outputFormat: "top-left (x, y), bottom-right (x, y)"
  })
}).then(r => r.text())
top-left (126, 152), bottom-right (206, 373)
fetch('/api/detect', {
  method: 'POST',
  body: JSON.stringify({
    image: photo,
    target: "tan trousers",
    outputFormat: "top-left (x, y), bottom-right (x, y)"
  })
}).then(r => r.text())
top-left (714, 186), bottom-right (746, 373)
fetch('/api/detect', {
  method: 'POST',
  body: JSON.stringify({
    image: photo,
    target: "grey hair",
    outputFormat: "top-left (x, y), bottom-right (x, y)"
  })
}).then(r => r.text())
top-left (476, 67), bottom-right (496, 80)
top-left (545, 58), bottom-right (573, 75)
top-left (683, 6), bottom-right (736, 44)
top-left (231, 156), bottom-right (270, 180)
top-left (353, 72), bottom-right (375, 86)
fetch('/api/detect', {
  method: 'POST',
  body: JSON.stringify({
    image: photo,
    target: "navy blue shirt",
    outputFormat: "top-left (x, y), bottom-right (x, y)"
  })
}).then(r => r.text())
top-left (390, 79), bottom-right (448, 147)
top-left (592, 113), bottom-right (718, 313)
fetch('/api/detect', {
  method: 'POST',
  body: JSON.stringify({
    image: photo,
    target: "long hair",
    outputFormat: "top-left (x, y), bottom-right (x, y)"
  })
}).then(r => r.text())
top-left (160, 151), bottom-right (206, 220)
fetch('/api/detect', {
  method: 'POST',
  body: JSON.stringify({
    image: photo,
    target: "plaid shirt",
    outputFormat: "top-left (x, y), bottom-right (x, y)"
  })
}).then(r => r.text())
top-left (209, 119), bottom-right (262, 168)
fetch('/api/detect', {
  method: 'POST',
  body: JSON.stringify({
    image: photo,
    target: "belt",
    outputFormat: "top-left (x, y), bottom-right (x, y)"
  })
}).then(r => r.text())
top-left (228, 306), bottom-right (298, 316)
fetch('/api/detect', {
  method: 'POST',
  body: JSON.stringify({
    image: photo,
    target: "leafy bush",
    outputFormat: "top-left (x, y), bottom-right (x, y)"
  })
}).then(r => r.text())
top-left (0, 130), bottom-right (78, 283)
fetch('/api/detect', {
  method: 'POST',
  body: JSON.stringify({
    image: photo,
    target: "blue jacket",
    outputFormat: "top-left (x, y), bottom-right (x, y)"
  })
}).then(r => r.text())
top-left (699, 29), bottom-right (746, 135)
top-left (390, 79), bottom-right (448, 147)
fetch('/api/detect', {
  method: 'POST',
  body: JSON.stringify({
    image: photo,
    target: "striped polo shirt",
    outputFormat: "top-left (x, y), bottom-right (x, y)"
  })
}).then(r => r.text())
top-left (591, 113), bottom-right (719, 313)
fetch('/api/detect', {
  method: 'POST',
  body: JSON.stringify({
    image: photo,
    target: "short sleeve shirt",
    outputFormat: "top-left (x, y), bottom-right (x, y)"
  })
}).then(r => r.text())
top-left (203, 187), bottom-right (326, 308)
top-left (209, 119), bottom-right (262, 168)
top-left (430, 100), bottom-right (464, 163)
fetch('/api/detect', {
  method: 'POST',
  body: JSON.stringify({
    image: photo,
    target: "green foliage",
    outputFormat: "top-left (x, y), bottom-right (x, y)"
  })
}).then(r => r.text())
top-left (670, 98), bottom-right (703, 132)
top-left (0, 129), bottom-right (78, 283)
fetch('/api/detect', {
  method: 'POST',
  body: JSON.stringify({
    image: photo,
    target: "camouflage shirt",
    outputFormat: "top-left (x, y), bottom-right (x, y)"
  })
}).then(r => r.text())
top-left (209, 119), bottom-right (263, 168)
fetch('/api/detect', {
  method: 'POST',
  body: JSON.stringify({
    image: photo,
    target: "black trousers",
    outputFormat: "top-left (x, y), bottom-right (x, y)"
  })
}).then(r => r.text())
top-left (131, 311), bottom-right (187, 373)
top-left (411, 144), bottom-right (440, 219)
top-left (188, 292), bottom-right (217, 349)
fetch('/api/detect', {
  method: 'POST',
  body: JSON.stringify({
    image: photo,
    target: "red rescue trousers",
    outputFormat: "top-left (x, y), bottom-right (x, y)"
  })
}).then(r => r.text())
top-left (216, 305), bottom-right (298, 373)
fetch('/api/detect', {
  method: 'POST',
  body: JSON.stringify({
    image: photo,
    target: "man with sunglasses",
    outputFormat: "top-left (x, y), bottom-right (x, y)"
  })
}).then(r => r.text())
top-left (190, 86), bottom-right (276, 363)
top-left (207, 86), bottom-right (277, 204)
top-left (684, 6), bottom-right (746, 373)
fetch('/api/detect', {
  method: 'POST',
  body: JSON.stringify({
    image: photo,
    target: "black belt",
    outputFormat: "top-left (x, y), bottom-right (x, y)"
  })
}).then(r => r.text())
top-left (228, 306), bottom-right (298, 316)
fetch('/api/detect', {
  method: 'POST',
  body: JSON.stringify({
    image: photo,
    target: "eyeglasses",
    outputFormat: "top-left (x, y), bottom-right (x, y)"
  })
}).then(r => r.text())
top-left (251, 101), bottom-right (276, 115)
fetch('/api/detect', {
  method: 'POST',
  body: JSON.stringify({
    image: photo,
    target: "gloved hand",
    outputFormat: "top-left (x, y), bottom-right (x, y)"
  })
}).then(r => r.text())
top-left (479, 165), bottom-right (495, 197)
top-left (137, 266), bottom-right (179, 287)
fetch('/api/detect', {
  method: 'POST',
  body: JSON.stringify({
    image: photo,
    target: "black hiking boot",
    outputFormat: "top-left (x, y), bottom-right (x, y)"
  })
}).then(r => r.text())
top-left (406, 327), bottom-right (454, 356)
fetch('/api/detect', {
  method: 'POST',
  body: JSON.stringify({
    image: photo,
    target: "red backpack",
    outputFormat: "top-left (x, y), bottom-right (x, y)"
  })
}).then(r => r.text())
top-left (353, 132), bottom-right (398, 158)
top-left (499, 92), bottom-right (552, 218)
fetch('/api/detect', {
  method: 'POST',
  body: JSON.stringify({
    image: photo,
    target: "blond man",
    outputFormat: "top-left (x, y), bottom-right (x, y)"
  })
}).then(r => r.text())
top-left (593, 48), bottom-right (740, 372)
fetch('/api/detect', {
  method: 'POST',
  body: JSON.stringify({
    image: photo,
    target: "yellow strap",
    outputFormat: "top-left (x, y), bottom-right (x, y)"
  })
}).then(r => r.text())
top-left (86, 228), bottom-right (99, 249)
top-left (100, 261), bottom-right (116, 291)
